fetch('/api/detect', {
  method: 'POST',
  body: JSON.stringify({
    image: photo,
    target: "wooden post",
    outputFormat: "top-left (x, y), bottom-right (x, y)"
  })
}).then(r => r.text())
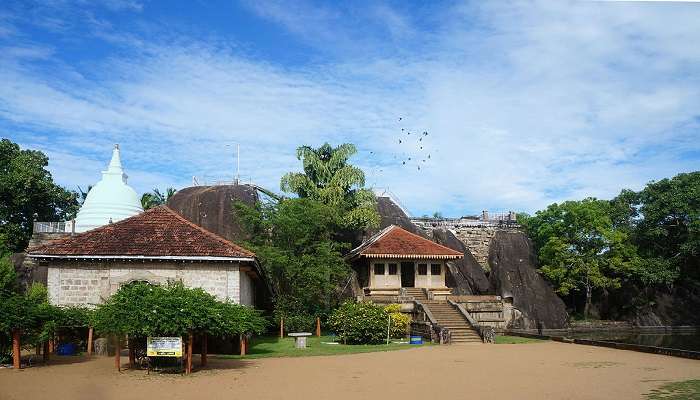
top-left (87, 327), bottom-right (94, 356)
top-left (12, 329), bottom-right (20, 370)
top-left (316, 317), bottom-right (321, 337)
top-left (239, 334), bottom-right (246, 356)
top-left (280, 317), bottom-right (284, 338)
top-left (201, 333), bottom-right (208, 367)
top-left (186, 332), bottom-right (193, 374)
top-left (115, 336), bottom-right (121, 372)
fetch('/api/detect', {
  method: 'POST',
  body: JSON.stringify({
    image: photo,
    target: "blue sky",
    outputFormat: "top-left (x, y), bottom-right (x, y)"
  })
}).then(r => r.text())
top-left (1, 0), bottom-right (699, 217)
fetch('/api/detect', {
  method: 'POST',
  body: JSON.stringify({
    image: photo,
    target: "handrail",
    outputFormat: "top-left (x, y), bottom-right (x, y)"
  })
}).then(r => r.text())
top-left (414, 300), bottom-right (438, 326)
top-left (448, 299), bottom-right (487, 342)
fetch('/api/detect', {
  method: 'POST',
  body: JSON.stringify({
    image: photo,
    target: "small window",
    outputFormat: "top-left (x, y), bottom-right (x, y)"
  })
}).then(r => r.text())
top-left (417, 264), bottom-right (428, 275)
top-left (374, 263), bottom-right (385, 275)
top-left (431, 264), bottom-right (441, 275)
top-left (388, 263), bottom-right (398, 275)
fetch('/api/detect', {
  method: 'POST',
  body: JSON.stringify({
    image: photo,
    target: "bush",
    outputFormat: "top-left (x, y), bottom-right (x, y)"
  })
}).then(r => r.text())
top-left (385, 304), bottom-right (410, 339)
top-left (329, 301), bottom-right (389, 344)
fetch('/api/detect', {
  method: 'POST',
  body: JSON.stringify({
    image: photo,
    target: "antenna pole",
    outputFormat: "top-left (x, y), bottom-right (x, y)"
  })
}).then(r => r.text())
top-left (236, 143), bottom-right (240, 184)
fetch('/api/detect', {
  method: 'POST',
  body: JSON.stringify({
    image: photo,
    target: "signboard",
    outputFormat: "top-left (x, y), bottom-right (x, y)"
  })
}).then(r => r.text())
top-left (147, 337), bottom-right (183, 357)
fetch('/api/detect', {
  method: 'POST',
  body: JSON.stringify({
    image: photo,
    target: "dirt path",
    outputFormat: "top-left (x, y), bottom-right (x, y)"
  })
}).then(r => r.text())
top-left (1, 342), bottom-right (699, 400)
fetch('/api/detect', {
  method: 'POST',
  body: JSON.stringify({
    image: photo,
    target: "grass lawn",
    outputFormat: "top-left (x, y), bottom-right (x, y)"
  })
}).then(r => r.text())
top-left (645, 379), bottom-right (700, 400)
top-left (216, 335), bottom-right (431, 359)
top-left (495, 335), bottom-right (545, 344)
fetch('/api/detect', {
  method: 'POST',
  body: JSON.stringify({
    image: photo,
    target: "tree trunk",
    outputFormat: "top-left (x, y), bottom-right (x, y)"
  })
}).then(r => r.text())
top-left (115, 336), bottom-right (121, 372)
top-left (239, 334), bottom-right (246, 356)
top-left (128, 341), bottom-right (135, 369)
top-left (12, 329), bottom-right (20, 370)
top-left (316, 317), bottom-right (321, 337)
top-left (87, 327), bottom-right (94, 356)
top-left (280, 317), bottom-right (284, 338)
top-left (201, 333), bottom-right (207, 367)
top-left (186, 332), bottom-right (193, 374)
top-left (584, 284), bottom-right (592, 320)
top-left (43, 341), bottom-right (49, 363)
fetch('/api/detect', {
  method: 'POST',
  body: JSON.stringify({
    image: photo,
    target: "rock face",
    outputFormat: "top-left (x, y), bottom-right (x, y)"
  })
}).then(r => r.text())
top-left (488, 231), bottom-right (568, 329)
top-left (375, 196), bottom-right (422, 235)
top-left (431, 228), bottom-right (490, 295)
top-left (166, 185), bottom-right (259, 243)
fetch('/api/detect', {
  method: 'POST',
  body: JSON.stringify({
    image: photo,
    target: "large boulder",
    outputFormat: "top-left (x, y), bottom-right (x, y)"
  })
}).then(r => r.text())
top-left (375, 196), bottom-right (422, 235)
top-left (431, 228), bottom-right (490, 295)
top-left (166, 184), bottom-right (259, 243)
top-left (488, 231), bottom-right (568, 329)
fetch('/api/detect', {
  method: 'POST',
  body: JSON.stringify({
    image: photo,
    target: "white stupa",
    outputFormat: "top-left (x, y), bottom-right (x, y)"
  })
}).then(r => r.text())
top-left (74, 144), bottom-right (143, 232)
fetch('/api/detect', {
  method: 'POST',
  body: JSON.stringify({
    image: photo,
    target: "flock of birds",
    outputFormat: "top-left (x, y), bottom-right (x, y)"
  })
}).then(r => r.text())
top-left (365, 116), bottom-right (434, 187)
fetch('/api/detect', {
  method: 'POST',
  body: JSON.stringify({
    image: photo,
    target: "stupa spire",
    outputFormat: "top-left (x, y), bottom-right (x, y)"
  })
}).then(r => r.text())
top-left (104, 144), bottom-right (127, 183)
top-left (74, 144), bottom-right (142, 232)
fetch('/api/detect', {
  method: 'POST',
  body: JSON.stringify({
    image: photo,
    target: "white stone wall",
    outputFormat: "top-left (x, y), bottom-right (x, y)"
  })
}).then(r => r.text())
top-left (45, 261), bottom-right (250, 307)
top-left (239, 270), bottom-right (254, 306)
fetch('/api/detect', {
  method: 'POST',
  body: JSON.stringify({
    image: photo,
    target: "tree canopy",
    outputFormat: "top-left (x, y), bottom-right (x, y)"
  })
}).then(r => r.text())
top-left (280, 143), bottom-right (379, 230)
top-left (141, 187), bottom-right (177, 210)
top-left (92, 281), bottom-right (267, 338)
top-left (0, 138), bottom-right (79, 253)
top-left (522, 171), bottom-right (698, 319)
top-left (236, 198), bottom-right (350, 331)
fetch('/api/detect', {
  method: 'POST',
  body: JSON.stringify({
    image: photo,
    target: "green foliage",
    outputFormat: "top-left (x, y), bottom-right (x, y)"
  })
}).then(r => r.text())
top-left (0, 138), bottom-right (79, 252)
top-left (141, 187), bottom-right (177, 210)
top-left (632, 172), bottom-right (700, 280)
top-left (236, 198), bottom-right (351, 332)
top-left (0, 254), bottom-right (17, 297)
top-left (384, 304), bottom-right (410, 339)
top-left (280, 143), bottom-right (379, 230)
top-left (92, 281), bottom-right (266, 338)
top-left (329, 301), bottom-right (390, 344)
top-left (521, 198), bottom-right (648, 317)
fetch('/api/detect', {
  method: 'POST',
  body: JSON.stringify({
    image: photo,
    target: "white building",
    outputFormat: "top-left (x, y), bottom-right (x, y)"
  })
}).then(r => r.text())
top-left (27, 206), bottom-right (269, 308)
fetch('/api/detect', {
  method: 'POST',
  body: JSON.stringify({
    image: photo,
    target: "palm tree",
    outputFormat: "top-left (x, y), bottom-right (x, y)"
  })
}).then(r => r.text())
top-left (141, 187), bottom-right (177, 210)
top-left (280, 143), bottom-right (378, 229)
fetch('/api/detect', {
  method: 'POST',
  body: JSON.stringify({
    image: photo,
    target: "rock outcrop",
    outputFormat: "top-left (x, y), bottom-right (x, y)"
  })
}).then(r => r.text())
top-left (488, 231), bottom-right (568, 329)
top-left (166, 184), bottom-right (259, 243)
top-left (431, 228), bottom-right (490, 295)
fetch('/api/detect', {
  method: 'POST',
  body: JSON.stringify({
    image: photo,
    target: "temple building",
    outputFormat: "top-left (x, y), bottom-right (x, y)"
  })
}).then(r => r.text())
top-left (74, 144), bottom-right (143, 232)
top-left (347, 225), bottom-right (463, 299)
top-left (27, 206), bottom-right (269, 308)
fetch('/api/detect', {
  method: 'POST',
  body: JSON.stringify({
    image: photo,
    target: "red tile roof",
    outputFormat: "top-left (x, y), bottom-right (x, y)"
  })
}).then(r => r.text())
top-left (28, 206), bottom-right (255, 259)
top-left (348, 225), bottom-right (463, 260)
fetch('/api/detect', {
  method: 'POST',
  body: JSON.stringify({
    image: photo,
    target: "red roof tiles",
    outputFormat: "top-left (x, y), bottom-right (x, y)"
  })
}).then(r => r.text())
top-left (28, 206), bottom-right (255, 259)
top-left (349, 225), bottom-right (463, 259)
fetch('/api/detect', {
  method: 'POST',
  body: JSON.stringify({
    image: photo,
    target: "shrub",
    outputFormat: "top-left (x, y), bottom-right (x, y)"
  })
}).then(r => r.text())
top-left (385, 304), bottom-right (410, 339)
top-left (329, 301), bottom-right (389, 344)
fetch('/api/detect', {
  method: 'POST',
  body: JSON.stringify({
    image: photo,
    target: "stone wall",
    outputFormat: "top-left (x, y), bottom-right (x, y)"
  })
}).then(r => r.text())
top-left (451, 226), bottom-right (500, 269)
top-left (412, 220), bottom-right (520, 270)
top-left (45, 260), bottom-right (253, 307)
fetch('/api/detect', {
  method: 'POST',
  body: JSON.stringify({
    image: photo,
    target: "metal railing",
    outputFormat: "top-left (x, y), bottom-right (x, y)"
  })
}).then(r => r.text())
top-left (33, 221), bottom-right (74, 233)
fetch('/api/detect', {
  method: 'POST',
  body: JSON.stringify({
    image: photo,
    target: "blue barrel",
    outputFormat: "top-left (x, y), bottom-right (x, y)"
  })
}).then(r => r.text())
top-left (57, 342), bottom-right (77, 355)
top-left (409, 336), bottom-right (423, 345)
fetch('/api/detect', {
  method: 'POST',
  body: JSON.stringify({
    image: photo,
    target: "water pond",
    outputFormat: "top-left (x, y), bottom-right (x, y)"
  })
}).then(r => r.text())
top-left (563, 331), bottom-right (700, 352)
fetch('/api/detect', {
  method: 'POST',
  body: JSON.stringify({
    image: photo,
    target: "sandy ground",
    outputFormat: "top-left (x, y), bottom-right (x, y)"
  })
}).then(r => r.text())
top-left (1, 342), bottom-right (699, 400)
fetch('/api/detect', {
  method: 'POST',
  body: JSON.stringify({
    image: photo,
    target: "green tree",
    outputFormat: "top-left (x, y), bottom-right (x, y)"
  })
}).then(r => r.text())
top-left (92, 281), bottom-right (266, 338)
top-left (280, 143), bottom-right (379, 230)
top-left (236, 198), bottom-right (350, 332)
top-left (141, 187), bottom-right (177, 210)
top-left (0, 138), bottom-right (79, 253)
top-left (522, 198), bottom-right (644, 318)
top-left (632, 172), bottom-right (700, 280)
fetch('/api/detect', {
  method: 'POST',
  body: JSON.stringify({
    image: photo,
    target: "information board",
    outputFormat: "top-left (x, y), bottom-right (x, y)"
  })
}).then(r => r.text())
top-left (147, 337), bottom-right (183, 357)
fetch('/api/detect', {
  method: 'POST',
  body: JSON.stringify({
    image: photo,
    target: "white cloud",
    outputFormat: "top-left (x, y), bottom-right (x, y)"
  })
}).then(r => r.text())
top-left (1, 0), bottom-right (699, 216)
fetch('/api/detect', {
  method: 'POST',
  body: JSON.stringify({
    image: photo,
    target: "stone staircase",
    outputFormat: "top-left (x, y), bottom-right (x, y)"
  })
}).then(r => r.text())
top-left (423, 301), bottom-right (482, 344)
top-left (403, 287), bottom-right (427, 301)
